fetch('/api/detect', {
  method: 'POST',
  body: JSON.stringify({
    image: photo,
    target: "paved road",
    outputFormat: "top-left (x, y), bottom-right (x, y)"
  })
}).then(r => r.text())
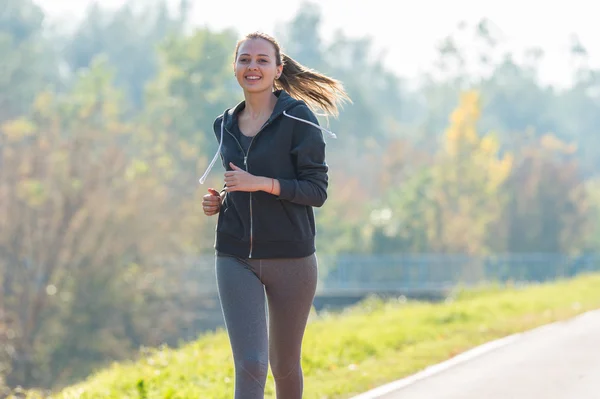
top-left (358, 310), bottom-right (600, 399)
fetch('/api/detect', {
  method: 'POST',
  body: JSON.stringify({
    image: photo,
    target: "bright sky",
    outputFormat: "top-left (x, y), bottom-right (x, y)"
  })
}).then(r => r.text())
top-left (35, 0), bottom-right (600, 88)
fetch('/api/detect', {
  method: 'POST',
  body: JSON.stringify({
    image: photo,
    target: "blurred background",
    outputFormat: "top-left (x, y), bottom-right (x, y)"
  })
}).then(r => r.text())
top-left (2, 0), bottom-right (600, 394)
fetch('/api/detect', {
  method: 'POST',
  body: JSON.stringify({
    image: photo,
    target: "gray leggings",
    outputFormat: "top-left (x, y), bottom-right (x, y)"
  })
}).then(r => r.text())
top-left (215, 253), bottom-right (318, 399)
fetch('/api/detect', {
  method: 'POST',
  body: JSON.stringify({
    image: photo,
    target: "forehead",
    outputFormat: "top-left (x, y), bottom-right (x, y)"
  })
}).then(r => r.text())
top-left (237, 38), bottom-right (276, 57)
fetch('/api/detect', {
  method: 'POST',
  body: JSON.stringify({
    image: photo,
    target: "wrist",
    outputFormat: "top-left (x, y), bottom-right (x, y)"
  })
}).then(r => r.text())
top-left (260, 176), bottom-right (275, 194)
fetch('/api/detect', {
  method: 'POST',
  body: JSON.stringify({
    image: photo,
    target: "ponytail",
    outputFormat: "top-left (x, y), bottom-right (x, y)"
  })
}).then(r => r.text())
top-left (275, 53), bottom-right (351, 117)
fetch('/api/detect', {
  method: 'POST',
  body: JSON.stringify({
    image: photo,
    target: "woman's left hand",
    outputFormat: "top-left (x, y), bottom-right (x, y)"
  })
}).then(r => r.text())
top-left (224, 162), bottom-right (264, 192)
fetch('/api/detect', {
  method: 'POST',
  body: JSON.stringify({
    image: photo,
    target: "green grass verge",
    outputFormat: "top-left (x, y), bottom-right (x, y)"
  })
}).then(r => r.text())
top-left (16, 273), bottom-right (600, 399)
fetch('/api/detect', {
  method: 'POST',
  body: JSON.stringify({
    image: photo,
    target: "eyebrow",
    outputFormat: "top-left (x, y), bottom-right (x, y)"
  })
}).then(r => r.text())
top-left (239, 53), bottom-right (271, 57)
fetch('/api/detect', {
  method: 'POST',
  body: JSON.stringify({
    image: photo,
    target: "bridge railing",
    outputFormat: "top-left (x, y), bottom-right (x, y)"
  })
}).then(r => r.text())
top-left (163, 253), bottom-right (600, 293)
top-left (165, 253), bottom-right (600, 297)
top-left (316, 253), bottom-right (600, 295)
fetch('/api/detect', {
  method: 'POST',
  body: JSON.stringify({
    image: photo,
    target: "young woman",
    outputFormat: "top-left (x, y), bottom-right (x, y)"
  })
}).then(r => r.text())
top-left (199, 31), bottom-right (350, 399)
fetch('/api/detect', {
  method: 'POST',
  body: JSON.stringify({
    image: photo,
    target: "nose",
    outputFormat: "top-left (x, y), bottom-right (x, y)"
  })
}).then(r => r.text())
top-left (247, 59), bottom-right (259, 70)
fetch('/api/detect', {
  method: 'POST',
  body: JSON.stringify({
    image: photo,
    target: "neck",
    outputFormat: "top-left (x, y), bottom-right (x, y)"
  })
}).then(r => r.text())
top-left (243, 90), bottom-right (278, 119)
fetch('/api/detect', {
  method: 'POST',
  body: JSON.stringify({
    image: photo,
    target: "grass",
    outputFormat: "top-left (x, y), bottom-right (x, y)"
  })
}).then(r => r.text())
top-left (16, 273), bottom-right (600, 399)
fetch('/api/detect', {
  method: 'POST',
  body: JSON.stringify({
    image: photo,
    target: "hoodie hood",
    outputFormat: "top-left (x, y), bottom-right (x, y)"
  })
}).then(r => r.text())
top-left (199, 90), bottom-right (336, 184)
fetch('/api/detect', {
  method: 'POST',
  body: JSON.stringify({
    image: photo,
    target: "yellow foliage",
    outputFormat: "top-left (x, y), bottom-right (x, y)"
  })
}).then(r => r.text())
top-left (479, 136), bottom-right (496, 155)
top-left (1, 118), bottom-right (36, 142)
top-left (445, 90), bottom-right (481, 156)
top-left (433, 90), bottom-right (514, 254)
top-left (32, 91), bottom-right (55, 116)
top-left (442, 90), bottom-right (513, 188)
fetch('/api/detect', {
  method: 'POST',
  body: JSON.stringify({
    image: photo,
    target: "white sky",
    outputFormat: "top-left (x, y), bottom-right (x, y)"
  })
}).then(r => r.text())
top-left (35, 0), bottom-right (600, 88)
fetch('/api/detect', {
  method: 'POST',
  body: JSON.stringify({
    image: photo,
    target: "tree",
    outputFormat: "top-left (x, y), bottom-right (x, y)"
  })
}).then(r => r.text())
top-left (0, 59), bottom-right (195, 389)
top-left (274, 1), bottom-right (325, 71)
top-left (0, 0), bottom-right (58, 121)
top-left (62, 0), bottom-right (186, 108)
top-left (144, 27), bottom-right (240, 164)
top-left (430, 90), bottom-right (512, 254)
top-left (361, 139), bottom-right (436, 254)
top-left (501, 134), bottom-right (590, 254)
top-left (362, 91), bottom-right (512, 256)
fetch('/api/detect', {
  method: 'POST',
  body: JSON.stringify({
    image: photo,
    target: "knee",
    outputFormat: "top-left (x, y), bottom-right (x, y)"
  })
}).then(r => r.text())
top-left (271, 360), bottom-right (301, 380)
top-left (236, 356), bottom-right (268, 382)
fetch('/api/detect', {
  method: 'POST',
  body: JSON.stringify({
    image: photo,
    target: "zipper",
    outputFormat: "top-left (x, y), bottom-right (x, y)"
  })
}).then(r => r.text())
top-left (244, 154), bottom-right (254, 258)
top-left (224, 119), bottom-right (272, 259)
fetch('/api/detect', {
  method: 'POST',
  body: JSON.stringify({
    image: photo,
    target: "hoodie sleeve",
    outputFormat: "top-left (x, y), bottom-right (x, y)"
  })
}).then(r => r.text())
top-left (276, 104), bottom-right (329, 207)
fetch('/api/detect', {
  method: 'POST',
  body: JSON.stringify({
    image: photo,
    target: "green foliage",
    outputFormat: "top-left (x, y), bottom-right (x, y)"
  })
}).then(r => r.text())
top-left (367, 166), bottom-right (436, 253)
top-left (0, 57), bottom-right (211, 391)
top-left (143, 27), bottom-right (241, 186)
top-left (16, 273), bottom-right (600, 399)
top-left (62, 0), bottom-right (186, 108)
top-left (0, 0), bottom-right (57, 120)
top-left (361, 92), bottom-right (515, 255)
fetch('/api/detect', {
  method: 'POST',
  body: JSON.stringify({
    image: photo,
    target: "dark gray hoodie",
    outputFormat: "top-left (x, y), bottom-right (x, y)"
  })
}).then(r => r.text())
top-left (199, 90), bottom-right (336, 259)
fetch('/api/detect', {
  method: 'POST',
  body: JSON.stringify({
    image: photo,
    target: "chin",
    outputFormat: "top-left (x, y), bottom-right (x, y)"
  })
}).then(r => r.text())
top-left (242, 84), bottom-right (272, 94)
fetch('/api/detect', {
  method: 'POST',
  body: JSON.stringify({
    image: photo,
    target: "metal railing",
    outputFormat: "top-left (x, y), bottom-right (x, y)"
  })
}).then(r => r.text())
top-left (170, 253), bottom-right (600, 297)
top-left (317, 253), bottom-right (600, 294)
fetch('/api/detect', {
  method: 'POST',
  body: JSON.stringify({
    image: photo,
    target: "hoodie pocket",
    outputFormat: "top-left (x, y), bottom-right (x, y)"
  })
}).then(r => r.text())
top-left (253, 193), bottom-right (312, 242)
top-left (216, 193), bottom-right (250, 241)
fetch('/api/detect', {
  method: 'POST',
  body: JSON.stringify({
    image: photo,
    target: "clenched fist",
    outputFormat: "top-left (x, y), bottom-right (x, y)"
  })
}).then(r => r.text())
top-left (202, 188), bottom-right (223, 216)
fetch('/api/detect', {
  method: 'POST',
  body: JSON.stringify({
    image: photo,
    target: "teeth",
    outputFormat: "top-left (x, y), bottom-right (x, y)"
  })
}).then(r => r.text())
top-left (247, 76), bottom-right (261, 80)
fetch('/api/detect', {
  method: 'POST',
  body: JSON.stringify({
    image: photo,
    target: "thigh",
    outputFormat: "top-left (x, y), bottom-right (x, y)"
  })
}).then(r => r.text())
top-left (216, 254), bottom-right (268, 363)
top-left (263, 254), bottom-right (318, 367)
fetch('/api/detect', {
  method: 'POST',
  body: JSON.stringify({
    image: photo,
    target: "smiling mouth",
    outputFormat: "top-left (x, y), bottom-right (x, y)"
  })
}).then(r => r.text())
top-left (245, 76), bottom-right (262, 81)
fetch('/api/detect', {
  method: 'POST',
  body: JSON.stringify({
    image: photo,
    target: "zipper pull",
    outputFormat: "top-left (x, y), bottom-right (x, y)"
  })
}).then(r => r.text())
top-left (244, 156), bottom-right (247, 166)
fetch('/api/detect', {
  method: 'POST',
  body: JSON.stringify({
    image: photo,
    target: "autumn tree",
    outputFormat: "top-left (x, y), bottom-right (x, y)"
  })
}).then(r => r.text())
top-left (429, 91), bottom-right (512, 254)
top-left (501, 134), bottom-right (590, 254)
top-left (0, 59), bottom-right (202, 390)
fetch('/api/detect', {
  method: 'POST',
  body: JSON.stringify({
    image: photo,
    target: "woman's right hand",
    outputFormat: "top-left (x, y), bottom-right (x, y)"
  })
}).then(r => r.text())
top-left (202, 188), bottom-right (222, 216)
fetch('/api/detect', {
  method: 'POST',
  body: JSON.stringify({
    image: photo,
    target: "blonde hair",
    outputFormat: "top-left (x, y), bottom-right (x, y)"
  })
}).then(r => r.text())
top-left (234, 32), bottom-right (351, 117)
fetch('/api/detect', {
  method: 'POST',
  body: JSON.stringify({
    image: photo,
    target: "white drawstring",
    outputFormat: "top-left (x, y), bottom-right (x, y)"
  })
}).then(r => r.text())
top-left (198, 118), bottom-right (224, 184)
top-left (282, 110), bottom-right (337, 139)
top-left (199, 111), bottom-right (337, 184)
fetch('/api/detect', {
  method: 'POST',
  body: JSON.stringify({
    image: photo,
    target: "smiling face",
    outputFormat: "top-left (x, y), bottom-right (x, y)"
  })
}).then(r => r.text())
top-left (234, 38), bottom-right (283, 94)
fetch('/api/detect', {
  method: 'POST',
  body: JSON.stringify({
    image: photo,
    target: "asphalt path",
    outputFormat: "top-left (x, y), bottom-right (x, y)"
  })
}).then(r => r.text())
top-left (352, 310), bottom-right (600, 399)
